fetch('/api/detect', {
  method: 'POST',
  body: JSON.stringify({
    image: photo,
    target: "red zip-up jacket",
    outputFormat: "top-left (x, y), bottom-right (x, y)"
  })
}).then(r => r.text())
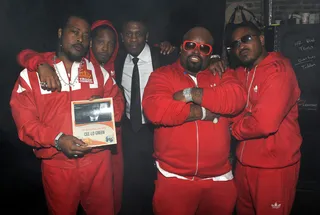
top-left (142, 60), bottom-right (246, 177)
top-left (10, 52), bottom-right (124, 167)
top-left (231, 52), bottom-right (302, 168)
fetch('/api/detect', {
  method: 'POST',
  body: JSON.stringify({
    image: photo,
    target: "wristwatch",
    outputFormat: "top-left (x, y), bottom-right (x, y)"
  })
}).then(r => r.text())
top-left (183, 88), bottom-right (193, 102)
top-left (201, 107), bottom-right (206, 120)
top-left (54, 132), bottom-right (64, 151)
top-left (213, 117), bottom-right (219, 124)
top-left (210, 54), bottom-right (221, 59)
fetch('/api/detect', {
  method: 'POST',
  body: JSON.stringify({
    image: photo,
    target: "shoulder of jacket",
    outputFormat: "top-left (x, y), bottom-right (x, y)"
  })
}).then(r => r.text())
top-left (153, 64), bottom-right (175, 75)
top-left (264, 58), bottom-right (293, 74)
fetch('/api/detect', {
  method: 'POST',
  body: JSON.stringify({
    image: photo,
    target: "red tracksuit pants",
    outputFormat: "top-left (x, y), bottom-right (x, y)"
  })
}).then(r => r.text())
top-left (235, 161), bottom-right (300, 215)
top-left (153, 172), bottom-right (237, 215)
top-left (112, 127), bottom-right (124, 214)
top-left (41, 150), bottom-right (114, 215)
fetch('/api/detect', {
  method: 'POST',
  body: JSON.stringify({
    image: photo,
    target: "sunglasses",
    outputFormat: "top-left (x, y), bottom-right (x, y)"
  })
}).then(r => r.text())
top-left (182, 40), bottom-right (213, 56)
top-left (229, 35), bottom-right (258, 49)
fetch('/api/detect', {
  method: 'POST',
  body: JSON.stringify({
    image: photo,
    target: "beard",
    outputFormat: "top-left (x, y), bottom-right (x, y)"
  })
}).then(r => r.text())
top-left (65, 49), bottom-right (87, 62)
top-left (65, 51), bottom-right (83, 62)
top-left (186, 56), bottom-right (203, 73)
top-left (96, 54), bottom-right (111, 65)
top-left (61, 44), bottom-right (88, 62)
top-left (237, 47), bottom-right (262, 68)
top-left (240, 57), bottom-right (256, 67)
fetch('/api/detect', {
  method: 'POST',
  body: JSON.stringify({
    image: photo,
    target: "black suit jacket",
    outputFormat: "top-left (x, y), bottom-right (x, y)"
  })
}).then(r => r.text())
top-left (114, 45), bottom-right (178, 89)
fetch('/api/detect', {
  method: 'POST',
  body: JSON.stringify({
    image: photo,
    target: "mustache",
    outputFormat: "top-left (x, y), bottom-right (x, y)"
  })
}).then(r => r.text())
top-left (72, 43), bottom-right (85, 49)
top-left (239, 48), bottom-right (250, 55)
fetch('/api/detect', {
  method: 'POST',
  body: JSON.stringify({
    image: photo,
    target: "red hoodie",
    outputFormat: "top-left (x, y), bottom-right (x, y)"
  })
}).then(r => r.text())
top-left (10, 52), bottom-right (125, 165)
top-left (17, 20), bottom-right (119, 78)
top-left (142, 60), bottom-right (246, 178)
top-left (12, 21), bottom-right (125, 166)
top-left (231, 52), bottom-right (302, 168)
top-left (89, 20), bottom-right (119, 78)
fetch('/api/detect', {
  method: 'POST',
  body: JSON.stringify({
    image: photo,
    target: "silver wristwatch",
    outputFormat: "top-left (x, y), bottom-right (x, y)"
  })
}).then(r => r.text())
top-left (54, 132), bottom-right (64, 151)
top-left (210, 54), bottom-right (221, 59)
top-left (183, 88), bottom-right (193, 102)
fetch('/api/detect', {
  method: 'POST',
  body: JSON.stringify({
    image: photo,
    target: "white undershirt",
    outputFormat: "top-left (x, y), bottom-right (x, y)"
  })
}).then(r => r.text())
top-left (188, 74), bottom-right (197, 86)
top-left (156, 161), bottom-right (233, 181)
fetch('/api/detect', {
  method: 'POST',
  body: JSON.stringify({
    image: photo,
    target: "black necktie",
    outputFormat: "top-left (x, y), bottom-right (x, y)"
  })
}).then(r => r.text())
top-left (130, 57), bottom-right (142, 132)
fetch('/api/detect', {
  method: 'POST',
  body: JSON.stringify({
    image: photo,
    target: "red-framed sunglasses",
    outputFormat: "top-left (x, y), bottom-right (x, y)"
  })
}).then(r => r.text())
top-left (182, 40), bottom-right (213, 56)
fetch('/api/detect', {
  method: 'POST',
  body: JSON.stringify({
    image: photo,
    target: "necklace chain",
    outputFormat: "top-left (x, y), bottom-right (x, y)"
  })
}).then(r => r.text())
top-left (53, 56), bottom-right (84, 87)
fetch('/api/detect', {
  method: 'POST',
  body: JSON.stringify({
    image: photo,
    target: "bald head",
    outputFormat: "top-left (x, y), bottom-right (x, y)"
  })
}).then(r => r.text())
top-left (183, 27), bottom-right (214, 45)
top-left (180, 27), bottom-right (214, 75)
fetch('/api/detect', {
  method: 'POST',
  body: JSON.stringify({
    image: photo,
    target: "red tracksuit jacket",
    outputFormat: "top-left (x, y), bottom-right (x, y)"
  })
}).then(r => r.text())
top-left (142, 60), bottom-right (247, 177)
top-left (231, 52), bottom-right (302, 168)
top-left (10, 52), bottom-right (124, 165)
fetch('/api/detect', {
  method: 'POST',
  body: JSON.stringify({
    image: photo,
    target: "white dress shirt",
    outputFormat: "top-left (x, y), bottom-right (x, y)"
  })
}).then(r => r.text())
top-left (121, 44), bottom-right (154, 124)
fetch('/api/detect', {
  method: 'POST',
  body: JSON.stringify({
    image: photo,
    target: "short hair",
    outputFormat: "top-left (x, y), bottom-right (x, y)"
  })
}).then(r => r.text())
top-left (225, 21), bottom-right (262, 45)
top-left (120, 15), bottom-right (149, 33)
top-left (91, 25), bottom-right (116, 40)
top-left (59, 13), bottom-right (91, 31)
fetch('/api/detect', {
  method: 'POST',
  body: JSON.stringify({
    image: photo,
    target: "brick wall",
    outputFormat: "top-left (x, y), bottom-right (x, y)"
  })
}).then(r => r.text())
top-left (226, 0), bottom-right (320, 23)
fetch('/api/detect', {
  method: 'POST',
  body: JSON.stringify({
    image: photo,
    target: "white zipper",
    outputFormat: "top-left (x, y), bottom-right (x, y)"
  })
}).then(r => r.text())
top-left (240, 66), bottom-right (257, 162)
top-left (192, 121), bottom-right (200, 180)
top-left (186, 73), bottom-right (200, 179)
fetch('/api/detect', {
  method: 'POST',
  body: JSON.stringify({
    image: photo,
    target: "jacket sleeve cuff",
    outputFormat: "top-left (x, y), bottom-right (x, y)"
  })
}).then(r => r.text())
top-left (47, 130), bottom-right (62, 147)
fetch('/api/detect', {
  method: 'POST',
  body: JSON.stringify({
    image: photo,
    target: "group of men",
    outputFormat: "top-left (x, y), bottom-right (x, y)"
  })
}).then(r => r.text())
top-left (10, 11), bottom-right (302, 215)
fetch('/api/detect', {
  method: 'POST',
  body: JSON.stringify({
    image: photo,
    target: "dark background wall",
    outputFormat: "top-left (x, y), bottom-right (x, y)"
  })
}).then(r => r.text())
top-left (226, 0), bottom-right (320, 21)
top-left (0, 0), bottom-right (226, 213)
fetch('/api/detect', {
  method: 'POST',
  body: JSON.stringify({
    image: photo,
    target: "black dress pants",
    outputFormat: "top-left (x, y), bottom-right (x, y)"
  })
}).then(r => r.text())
top-left (119, 117), bottom-right (156, 215)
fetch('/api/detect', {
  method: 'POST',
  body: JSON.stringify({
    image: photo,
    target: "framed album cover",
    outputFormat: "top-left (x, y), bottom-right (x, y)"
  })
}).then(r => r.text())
top-left (71, 98), bottom-right (117, 147)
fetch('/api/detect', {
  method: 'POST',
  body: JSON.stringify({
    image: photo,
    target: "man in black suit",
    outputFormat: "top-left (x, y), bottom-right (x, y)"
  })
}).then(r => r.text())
top-left (115, 18), bottom-right (178, 215)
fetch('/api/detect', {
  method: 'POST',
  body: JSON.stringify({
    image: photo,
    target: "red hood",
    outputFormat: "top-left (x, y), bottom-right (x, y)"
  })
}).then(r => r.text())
top-left (89, 20), bottom-right (119, 76)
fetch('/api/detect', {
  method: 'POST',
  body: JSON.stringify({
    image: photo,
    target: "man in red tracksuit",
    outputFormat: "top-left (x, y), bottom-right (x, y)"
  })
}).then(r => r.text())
top-left (17, 19), bottom-right (124, 214)
top-left (90, 20), bottom-right (123, 214)
top-left (227, 22), bottom-right (302, 215)
top-left (10, 15), bottom-right (124, 215)
top-left (142, 27), bottom-right (247, 215)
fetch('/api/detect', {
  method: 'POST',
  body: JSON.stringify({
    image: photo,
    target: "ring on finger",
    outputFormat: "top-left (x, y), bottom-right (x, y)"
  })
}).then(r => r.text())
top-left (40, 82), bottom-right (47, 87)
